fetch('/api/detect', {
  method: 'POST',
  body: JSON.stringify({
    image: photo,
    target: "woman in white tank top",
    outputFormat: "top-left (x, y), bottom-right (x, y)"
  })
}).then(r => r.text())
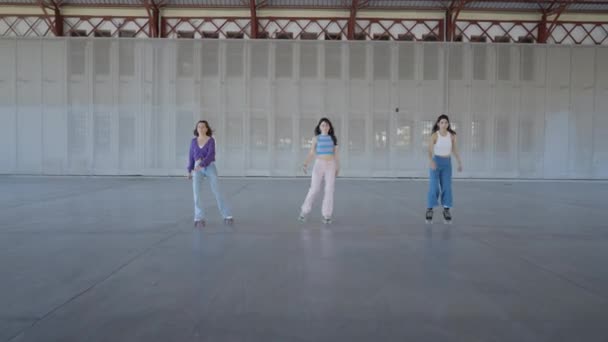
top-left (426, 115), bottom-right (462, 224)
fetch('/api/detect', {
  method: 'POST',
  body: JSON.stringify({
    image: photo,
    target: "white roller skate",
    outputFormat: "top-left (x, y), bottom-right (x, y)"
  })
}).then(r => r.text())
top-left (297, 212), bottom-right (307, 222)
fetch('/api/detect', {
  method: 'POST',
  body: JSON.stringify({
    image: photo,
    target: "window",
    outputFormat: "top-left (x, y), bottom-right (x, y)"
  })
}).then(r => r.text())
top-left (69, 40), bottom-right (86, 75)
top-left (69, 30), bottom-right (87, 37)
top-left (325, 43), bottom-right (342, 79)
top-left (119, 30), bottom-right (136, 38)
top-left (300, 43), bottom-right (318, 78)
top-left (177, 31), bottom-right (194, 39)
top-left (226, 31), bottom-right (244, 39)
top-left (119, 39), bottom-right (135, 76)
top-left (471, 35), bottom-right (487, 43)
top-left (275, 43), bottom-right (293, 78)
top-left (354, 32), bottom-right (366, 40)
top-left (521, 45), bottom-right (535, 81)
top-left (94, 30), bottom-right (111, 37)
top-left (349, 43), bottom-right (366, 79)
top-left (398, 44), bottom-right (415, 80)
top-left (495, 35), bottom-right (510, 43)
top-left (473, 45), bottom-right (487, 80)
top-left (395, 120), bottom-right (412, 149)
top-left (518, 36), bottom-right (535, 43)
top-left (471, 120), bottom-right (485, 152)
top-left (202, 31), bottom-right (219, 39)
top-left (423, 44), bottom-right (439, 80)
top-left (397, 33), bottom-right (415, 41)
top-left (177, 41), bottom-right (194, 77)
top-left (497, 45), bottom-right (511, 81)
top-left (94, 39), bottom-right (111, 75)
top-left (300, 32), bottom-right (317, 40)
top-left (325, 32), bottom-right (342, 40)
top-left (449, 44), bottom-right (463, 80)
top-left (373, 33), bottom-right (390, 41)
top-left (275, 32), bottom-right (293, 39)
top-left (422, 34), bottom-right (438, 41)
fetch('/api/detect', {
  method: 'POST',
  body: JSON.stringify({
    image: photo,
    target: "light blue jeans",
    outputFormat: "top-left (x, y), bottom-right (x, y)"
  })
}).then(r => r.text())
top-left (192, 162), bottom-right (231, 221)
top-left (427, 155), bottom-right (453, 209)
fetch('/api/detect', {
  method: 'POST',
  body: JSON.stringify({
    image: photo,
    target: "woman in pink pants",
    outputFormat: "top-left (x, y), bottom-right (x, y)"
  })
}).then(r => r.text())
top-left (298, 118), bottom-right (340, 224)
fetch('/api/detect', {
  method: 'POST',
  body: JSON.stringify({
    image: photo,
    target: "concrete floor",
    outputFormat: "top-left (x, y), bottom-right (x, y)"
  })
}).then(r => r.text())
top-left (1, 175), bottom-right (608, 342)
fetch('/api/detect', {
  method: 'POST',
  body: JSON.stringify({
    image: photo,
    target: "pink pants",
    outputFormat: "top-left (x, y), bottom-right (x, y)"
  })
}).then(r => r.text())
top-left (301, 158), bottom-right (336, 218)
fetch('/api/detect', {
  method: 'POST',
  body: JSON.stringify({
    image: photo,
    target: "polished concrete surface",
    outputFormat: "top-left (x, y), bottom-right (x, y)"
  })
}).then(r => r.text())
top-left (1, 176), bottom-right (608, 342)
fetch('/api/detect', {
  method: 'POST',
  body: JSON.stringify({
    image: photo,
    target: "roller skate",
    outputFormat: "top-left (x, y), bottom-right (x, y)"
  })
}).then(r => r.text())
top-left (443, 208), bottom-right (452, 224)
top-left (425, 208), bottom-right (433, 224)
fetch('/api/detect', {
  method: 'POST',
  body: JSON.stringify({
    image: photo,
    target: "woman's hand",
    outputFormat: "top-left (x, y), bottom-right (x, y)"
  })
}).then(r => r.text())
top-left (194, 159), bottom-right (203, 172)
top-left (187, 172), bottom-right (192, 180)
top-left (430, 160), bottom-right (437, 170)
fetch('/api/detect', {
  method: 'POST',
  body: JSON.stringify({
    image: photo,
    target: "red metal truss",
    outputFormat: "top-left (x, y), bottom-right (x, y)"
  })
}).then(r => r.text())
top-left (0, 15), bottom-right (54, 36)
top-left (446, 0), bottom-right (474, 41)
top-left (38, 0), bottom-right (57, 34)
top-left (163, 17), bottom-right (251, 38)
top-left (347, 0), bottom-right (358, 39)
top-left (64, 16), bottom-right (151, 37)
top-left (537, 0), bottom-right (571, 42)
top-left (355, 19), bottom-right (443, 40)
top-left (1, 0), bottom-right (608, 11)
top-left (546, 4), bottom-right (569, 37)
top-left (548, 21), bottom-right (608, 44)
top-left (141, 0), bottom-right (166, 37)
top-left (249, 0), bottom-right (258, 38)
top-left (456, 20), bottom-right (540, 42)
top-left (1, 0), bottom-right (608, 44)
top-left (257, 17), bottom-right (348, 39)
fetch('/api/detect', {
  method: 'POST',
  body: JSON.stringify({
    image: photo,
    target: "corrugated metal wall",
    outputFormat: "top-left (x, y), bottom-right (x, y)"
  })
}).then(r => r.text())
top-left (0, 37), bottom-right (607, 178)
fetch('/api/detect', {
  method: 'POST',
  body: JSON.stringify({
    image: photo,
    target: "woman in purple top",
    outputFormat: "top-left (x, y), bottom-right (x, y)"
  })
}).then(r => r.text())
top-left (187, 120), bottom-right (233, 227)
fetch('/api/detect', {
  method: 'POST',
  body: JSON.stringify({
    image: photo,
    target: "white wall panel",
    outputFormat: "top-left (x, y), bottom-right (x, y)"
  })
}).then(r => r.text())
top-left (16, 39), bottom-right (43, 173)
top-left (569, 47), bottom-right (595, 178)
top-left (518, 46), bottom-right (546, 178)
top-left (1, 37), bottom-right (606, 179)
top-left (0, 39), bottom-right (16, 173)
top-left (42, 39), bottom-right (67, 174)
top-left (593, 48), bottom-right (608, 178)
top-left (544, 46), bottom-right (571, 178)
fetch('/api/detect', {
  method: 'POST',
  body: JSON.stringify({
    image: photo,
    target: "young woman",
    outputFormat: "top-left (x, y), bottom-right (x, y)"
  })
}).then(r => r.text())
top-left (299, 118), bottom-right (340, 224)
top-left (187, 120), bottom-right (233, 227)
top-left (426, 114), bottom-right (462, 224)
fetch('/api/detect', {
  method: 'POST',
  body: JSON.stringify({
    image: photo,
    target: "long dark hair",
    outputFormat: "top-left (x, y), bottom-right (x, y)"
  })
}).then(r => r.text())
top-left (193, 120), bottom-right (213, 137)
top-left (314, 117), bottom-right (338, 146)
top-left (432, 114), bottom-right (456, 135)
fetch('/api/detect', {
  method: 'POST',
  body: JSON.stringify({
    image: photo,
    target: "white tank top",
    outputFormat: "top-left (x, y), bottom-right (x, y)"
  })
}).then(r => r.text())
top-left (433, 131), bottom-right (452, 156)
